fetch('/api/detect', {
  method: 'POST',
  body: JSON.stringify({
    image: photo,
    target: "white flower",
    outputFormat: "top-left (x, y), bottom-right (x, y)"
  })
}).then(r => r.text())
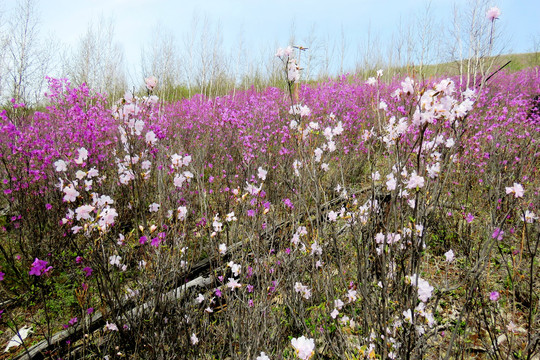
top-left (226, 277), bottom-right (241, 290)
top-left (407, 172), bottom-right (425, 189)
top-left (334, 299), bottom-right (344, 310)
top-left (109, 255), bottom-right (121, 267)
top-left (256, 352), bottom-right (270, 360)
top-left (366, 77), bottom-right (377, 86)
top-left (328, 210), bottom-right (338, 222)
top-left (177, 206), bottom-right (188, 220)
top-left (105, 322), bottom-right (118, 331)
top-left (54, 159), bottom-right (67, 172)
top-left (257, 167), bottom-right (267, 181)
top-left (330, 309), bottom-right (339, 319)
top-left (505, 183), bottom-right (524, 198)
top-left (145, 130), bottom-right (157, 145)
top-left (63, 184), bottom-right (80, 203)
top-left (226, 211), bottom-right (237, 222)
top-left (196, 294), bottom-right (205, 303)
top-left (149, 203), bottom-right (160, 212)
top-left (75, 205), bottom-right (95, 220)
top-left (218, 243), bottom-right (227, 255)
top-left (347, 289), bottom-right (357, 303)
top-left (75, 147), bottom-right (88, 165)
top-left (190, 333), bottom-right (199, 345)
top-left (291, 336), bottom-right (315, 360)
top-left (521, 210), bottom-right (538, 223)
top-left (403, 309), bottom-right (413, 324)
top-left (444, 249), bottom-right (455, 263)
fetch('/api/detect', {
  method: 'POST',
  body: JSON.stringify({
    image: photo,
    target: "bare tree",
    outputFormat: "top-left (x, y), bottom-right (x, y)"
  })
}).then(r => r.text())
top-left (447, 0), bottom-right (506, 88)
top-left (141, 26), bottom-right (180, 100)
top-left (4, 0), bottom-right (53, 105)
top-left (65, 16), bottom-right (126, 99)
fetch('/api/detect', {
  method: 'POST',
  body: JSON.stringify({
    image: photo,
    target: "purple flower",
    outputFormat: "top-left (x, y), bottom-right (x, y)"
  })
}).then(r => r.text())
top-left (139, 236), bottom-right (148, 244)
top-left (83, 267), bottom-right (93, 277)
top-left (283, 198), bottom-right (294, 209)
top-left (45, 203), bottom-right (52, 210)
top-left (0, 272), bottom-right (4, 281)
top-left (87, 307), bottom-right (94, 315)
top-left (151, 237), bottom-right (160, 247)
top-left (490, 291), bottom-right (500, 301)
top-left (492, 228), bottom-right (504, 241)
top-left (69, 317), bottom-right (78, 325)
top-left (215, 288), bottom-right (222, 297)
top-left (465, 213), bottom-right (475, 223)
top-left (247, 209), bottom-right (256, 217)
top-left (29, 258), bottom-right (52, 276)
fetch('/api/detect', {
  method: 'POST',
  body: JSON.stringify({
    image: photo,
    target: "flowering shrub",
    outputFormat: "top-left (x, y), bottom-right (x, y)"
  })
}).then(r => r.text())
top-left (0, 47), bottom-right (538, 359)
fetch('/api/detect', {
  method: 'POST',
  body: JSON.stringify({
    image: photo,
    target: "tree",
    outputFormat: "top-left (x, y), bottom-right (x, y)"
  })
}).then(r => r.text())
top-left (4, 0), bottom-right (54, 105)
top-left (64, 16), bottom-right (126, 99)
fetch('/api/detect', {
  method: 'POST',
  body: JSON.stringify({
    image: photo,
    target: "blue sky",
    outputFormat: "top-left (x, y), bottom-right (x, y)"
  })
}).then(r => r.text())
top-left (23, 0), bottom-right (540, 81)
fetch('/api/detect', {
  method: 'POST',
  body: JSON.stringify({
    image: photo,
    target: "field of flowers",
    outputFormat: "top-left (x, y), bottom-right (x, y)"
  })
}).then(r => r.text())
top-left (0, 49), bottom-right (539, 359)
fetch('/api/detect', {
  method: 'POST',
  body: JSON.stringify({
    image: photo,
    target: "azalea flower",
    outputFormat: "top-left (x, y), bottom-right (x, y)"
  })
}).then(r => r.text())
top-left (444, 249), bottom-right (455, 263)
top-left (486, 6), bottom-right (501, 21)
top-left (218, 243), bottom-right (227, 255)
top-left (104, 322), bottom-right (118, 331)
top-left (75, 205), bottom-right (95, 221)
top-left (190, 333), bottom-right (199, 345)
top-left (196, 294), bottom-right (205, 303)
top-left (54, 159), bottom-right (67, 172)
top-left (330, 309), bottom-right (339, 319)
top-left (505, 183), bottom-right (524, 198)
top-left (63, 184), bottom-right (80, 203)
top-left (490, 291), bottom-right (500, 301)
top-left (109, 255), bottom-right (121, 267)
top-left (75, 147), bottom-right (88, 165)
top-left (145, 76), bottom-right (157, 90)
top-left (258, 167), bottom-right (267, 181)
top-left (291, 336), bottom-right (315, 360)
top-left (256, 352), bottom-right (270, 360)
top-left (227, 277), bottom-right (241, 290)
top-left (521, 210), bottom-right (538, 223)
top-left (407, 172), bottom-right (425, 189)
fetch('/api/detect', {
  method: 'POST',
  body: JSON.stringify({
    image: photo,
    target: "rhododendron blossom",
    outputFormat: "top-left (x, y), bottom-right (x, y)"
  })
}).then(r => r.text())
top-left (291, 336), bottom-right (315, 360)
top-left (486, 6), bottom-right (501, 21)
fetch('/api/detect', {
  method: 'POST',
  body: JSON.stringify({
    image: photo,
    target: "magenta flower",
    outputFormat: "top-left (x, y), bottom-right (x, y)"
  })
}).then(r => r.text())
top-left (0, 272), bottom-right (4, 281)
top-left (283, 198), bottom-right (294, 209)
top-left (492, 228), bottom-right (504, 241)
top-left (29, 258), bottom-right (52, 276)
top-left (83, 267), bottom-right (93, 277)
top-left (490, 291), bottom-right (500, 301)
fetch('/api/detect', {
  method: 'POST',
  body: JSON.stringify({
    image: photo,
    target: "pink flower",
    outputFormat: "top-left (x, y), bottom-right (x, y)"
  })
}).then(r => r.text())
top-left (145, 76), bottom-right (157, 90)
top-left (490, 291), bottom-right (500, 301)
top-left (227, 277), bottom-right (241, 290)
top-left (486, 7), bottom-right (501, 21)
top-left (505, 183), bottom-right (524, 198)
top-left (0, 272), bottom-right (4, 281)
top-left (407, 172), bottom-right (425, 189)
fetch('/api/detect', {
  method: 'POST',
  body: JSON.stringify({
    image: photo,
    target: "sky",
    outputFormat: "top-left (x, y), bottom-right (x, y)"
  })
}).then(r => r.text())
top-left (6, 0), bottom-right (540, 84)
